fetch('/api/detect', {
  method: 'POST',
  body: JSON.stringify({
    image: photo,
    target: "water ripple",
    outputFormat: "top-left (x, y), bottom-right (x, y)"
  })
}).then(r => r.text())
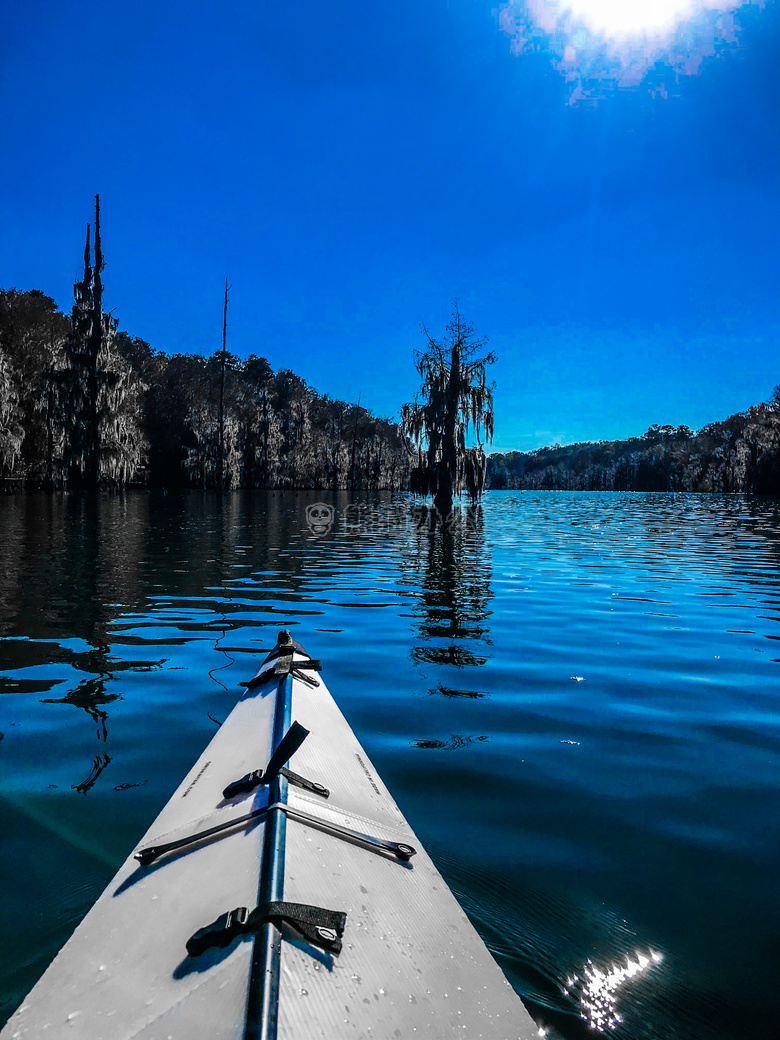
top-left (1, 490), bottom-right (779, 1038)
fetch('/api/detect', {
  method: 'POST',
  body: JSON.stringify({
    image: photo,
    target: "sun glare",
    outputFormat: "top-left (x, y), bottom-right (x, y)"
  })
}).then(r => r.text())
top-left (565, 0), bottom-right (697, 37)
top-left (497, 0), bottom-right (760, 99)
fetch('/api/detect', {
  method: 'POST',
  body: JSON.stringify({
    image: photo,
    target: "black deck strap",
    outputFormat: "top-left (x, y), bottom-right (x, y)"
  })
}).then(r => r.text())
top-left (222, 722), bottom-right (329, 799)
top-left (222, 721), bottom-right (308, 798)
top-left (240, 673), bottom-right (273, 691)
top-left (264, 721), bottom-right (309, 781)
top-left (283, 659), bottom-right (322, 674)
top-left (241, 657), bottom-right (322, 690)
top-left (280, 766), bottom-right (328, 797)
top-left (187, 902), bottom-right (346, 958)
top-left (223, 766), bottom-right (329, 800)
top-left (253, 902), bottom-right (347, 955)
top-left (291, 666), bottom-right (320, 688)
top-left (282, 803), bottom-right (417, 863)
top-left (186, 906), bottom-right (251, 957)
top-left (222, 768), bottom-right (266, 799)
top-left (135, 805), bottom-right (267, 866)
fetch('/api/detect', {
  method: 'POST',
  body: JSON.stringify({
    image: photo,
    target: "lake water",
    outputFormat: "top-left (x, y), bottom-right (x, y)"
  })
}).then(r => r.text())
top-left (1, 490), bottom-right (778, 1039)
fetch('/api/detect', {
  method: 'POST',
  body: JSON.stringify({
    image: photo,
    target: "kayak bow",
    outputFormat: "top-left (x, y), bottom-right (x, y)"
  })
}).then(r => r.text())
top-left (2, 630), bottom-right (539, 1040)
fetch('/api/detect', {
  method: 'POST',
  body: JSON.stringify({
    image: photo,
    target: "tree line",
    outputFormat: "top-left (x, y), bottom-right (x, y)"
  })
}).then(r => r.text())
top-left (13, 197), bottom-right (775, 499)
top-left (488, 408), bottom-right (780, 494)
top-left (0, 201), bottom-right (409, 492)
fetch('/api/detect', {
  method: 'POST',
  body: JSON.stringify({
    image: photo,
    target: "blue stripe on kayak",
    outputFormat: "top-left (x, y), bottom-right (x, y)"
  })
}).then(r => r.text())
top-left (245, 672), bottom-right (292, 1040)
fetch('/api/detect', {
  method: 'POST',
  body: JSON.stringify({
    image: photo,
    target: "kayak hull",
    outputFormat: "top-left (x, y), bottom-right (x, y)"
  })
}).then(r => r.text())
top-left (2, 636), bottom-right (539, 1040)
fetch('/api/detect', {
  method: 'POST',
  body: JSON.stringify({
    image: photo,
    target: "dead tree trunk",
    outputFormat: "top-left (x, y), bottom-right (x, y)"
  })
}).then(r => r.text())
top-left (433, 340), bottom-right (460, 515)
top-left (83, 196), bottom-right (105, 488)
top-left (218, 279), bottom-right (229, 493)
top-left (350, 393), bottom-right (361, 491)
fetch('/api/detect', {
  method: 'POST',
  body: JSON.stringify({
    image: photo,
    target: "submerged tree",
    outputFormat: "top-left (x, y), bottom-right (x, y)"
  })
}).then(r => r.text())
top-left (60, 196), bottom-right (146, 488)
top-left (217, 279), bottom-right (231, 492)
top-left (403, 306), bottom-right (495, 513)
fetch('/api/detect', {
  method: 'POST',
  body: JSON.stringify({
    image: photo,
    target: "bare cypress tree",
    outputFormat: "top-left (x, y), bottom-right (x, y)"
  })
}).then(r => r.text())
top-left (349, 393), bottom-right (361, 491)
top-left (85, 196), bottom-right (107, 487)
top-left (61, 196), bottom-right (145, 488)
top-left (61, 221), bottom-right (96, 485)
top-left (403, 305), bottom-right (495, 513)
top-left (217, 279), bottom-right (230, 492)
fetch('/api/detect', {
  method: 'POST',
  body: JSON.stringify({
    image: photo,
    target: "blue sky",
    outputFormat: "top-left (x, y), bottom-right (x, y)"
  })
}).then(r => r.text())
top-left (2, 0), bottom-right (779, 451)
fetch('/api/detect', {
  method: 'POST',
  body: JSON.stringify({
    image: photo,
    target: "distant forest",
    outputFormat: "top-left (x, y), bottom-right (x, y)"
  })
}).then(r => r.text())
top-left (488, 409), bottom-right (780, 494)
top-left (0, 284), bottom-right (409, 491)
top-left (4, 205), bottom-right (779, 497)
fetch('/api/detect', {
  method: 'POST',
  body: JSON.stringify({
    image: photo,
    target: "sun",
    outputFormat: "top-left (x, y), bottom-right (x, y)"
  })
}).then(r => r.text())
top-left (564, 0), bottom-right (698, 37)
top-left (496, 0), bottom-right (758, 98)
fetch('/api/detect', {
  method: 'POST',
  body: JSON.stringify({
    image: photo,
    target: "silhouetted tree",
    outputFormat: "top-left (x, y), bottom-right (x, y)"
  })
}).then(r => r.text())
top-left (59, 197), bottom-right (145, 488)
top-left (403, 305), bottom-right (495, 513)
top-left (217, 280), bottom-right (231, 491)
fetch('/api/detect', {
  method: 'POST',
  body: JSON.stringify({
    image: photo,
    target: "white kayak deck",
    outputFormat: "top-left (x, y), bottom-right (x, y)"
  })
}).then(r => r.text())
top-left (2, 647), bottom-right (540, 1040)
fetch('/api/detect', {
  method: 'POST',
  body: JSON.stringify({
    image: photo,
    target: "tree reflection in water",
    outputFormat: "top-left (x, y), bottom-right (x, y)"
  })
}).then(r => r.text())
top-left (407, 504), bottom-right (493, 687)
top-left (0, 493), bottom-right (158, 792)
top-left (41, 673), bottom-right (120, 743)
top-left (71, 752), bottom-right (112, 795)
